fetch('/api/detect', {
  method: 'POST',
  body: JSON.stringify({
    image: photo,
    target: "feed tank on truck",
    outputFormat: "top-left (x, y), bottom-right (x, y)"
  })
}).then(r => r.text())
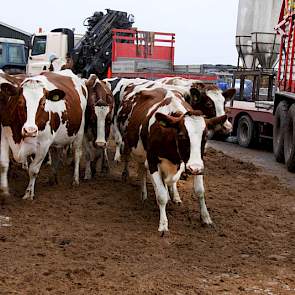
top-left (236, 0), bottom-right (280, 69)
top-left (236, 0), bottom-right (255, 68)
top-left (228, 0), bottom-right (281, 150)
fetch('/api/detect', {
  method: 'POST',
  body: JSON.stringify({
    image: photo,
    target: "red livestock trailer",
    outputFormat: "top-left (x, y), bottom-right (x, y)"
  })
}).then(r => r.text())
top-left (110, 28), bottom-right (218, 82)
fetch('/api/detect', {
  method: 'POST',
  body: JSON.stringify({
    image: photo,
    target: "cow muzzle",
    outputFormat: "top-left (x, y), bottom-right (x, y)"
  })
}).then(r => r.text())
top-left (95, 141), bottom-right (107, 148)
top-left (186, 164), bottom-right (204, 175)
top-left (22, 127), bottom-right (38, 138)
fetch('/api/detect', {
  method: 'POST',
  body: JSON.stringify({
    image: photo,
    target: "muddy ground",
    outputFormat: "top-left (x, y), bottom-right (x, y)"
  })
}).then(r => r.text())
top-left (0, 145), bottom-right (294, 295)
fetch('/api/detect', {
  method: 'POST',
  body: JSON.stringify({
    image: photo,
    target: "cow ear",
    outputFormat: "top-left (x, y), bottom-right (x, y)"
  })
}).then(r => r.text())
top-left (86, 74), bottom-right (98, 88)
top-left (222, 88), bottom-right (236, 101)
top-left (0, 83), bottom-right (18, 96)
top-left (47, 89), bottom-right (65, 101)
top-left (155, 112), bottom-right (182, 128)
top-left (205, 115), bottom-right (227, 129)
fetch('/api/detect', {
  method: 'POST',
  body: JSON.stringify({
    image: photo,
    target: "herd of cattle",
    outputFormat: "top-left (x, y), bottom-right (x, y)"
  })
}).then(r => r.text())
top-left (0, 68), bottom-right (236, 233)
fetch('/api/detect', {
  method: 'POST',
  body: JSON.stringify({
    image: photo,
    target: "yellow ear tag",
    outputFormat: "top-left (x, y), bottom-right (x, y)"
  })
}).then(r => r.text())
top-left (159, 120), bottom-right (167, 127)
top-left (52, 95), bottom-right (60, 101)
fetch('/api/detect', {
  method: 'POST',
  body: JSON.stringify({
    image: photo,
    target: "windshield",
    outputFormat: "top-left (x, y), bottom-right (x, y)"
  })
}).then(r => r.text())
top-left (8, 44), bottom-right (24, 63)
top-left (31, 35), bottom-right (47, 55)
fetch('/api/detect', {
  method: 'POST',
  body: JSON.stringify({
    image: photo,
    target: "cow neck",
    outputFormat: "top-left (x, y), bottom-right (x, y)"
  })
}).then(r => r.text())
top-left (124, 88), bottom-right (168, 150)
top-left (44, 72), bottom-right (82, 137)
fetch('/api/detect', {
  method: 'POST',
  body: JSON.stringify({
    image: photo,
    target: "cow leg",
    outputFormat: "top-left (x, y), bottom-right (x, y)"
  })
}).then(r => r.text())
top-left (100, 148), bottom-right (110, 174)
top-left (72, 137), bottom-right (83, 186)
top-left (193, 175), bottom-right (212, 225)
top-left (169, 183), bottom-right (182, 205)
top-left (137, 163), bottom-right (147, 201)
top-left (112, 123), bottom-right (122, 162)
top-left (0, 132), bottom-right (10, 197)
top-left (83, 138), bottom-right (93, 180)
top-left (48, 147), bottom-right (62, 185)
top-left (84, 160), bottom-right (92, 180)
top-left (23, 146), bottom-right (50, 200)
top-left (150, 171), bottom-right (169, 232)
top-left (121, 153), bottom-right (130, 182)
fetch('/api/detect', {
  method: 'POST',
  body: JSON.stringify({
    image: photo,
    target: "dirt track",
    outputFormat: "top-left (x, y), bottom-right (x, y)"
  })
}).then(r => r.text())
top-left (0, 146), bottom-right (294, 295)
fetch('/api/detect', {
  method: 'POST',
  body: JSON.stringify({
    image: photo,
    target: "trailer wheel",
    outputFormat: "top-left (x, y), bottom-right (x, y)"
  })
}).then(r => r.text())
top-left (273, 100), bottom-right (288, 163)
top-left (237, 115), bottom-right (257, 147)
top-left (284, 104), bottom-right (295, 172)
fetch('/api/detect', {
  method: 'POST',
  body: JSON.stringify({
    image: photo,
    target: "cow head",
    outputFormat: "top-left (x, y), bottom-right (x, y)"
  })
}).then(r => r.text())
top-left (188, 83), bottom-right (236, 135)
top-left (1, 79), bottom-right (65, 138)
top-left (86, 75), bottom-right (114, 148)
top-left (155, 110), bottom-right (206, 175)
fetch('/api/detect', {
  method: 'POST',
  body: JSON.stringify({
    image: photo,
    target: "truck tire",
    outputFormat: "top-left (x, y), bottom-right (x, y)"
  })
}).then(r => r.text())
top-left (237, 115), bottom-right (257, 147)
top-left (284, 104), bottom-right (295, 172)
top-left (273, 100), bottom-right (288, 163)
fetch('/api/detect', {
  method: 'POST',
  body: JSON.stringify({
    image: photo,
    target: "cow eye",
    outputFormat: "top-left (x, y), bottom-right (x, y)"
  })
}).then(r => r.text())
top-left (50, 95), bottom-right (61, 101)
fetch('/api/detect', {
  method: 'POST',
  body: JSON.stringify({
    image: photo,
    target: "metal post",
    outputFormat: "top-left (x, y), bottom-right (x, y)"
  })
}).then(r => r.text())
top-left (240, 75), bottom-right (245, 101)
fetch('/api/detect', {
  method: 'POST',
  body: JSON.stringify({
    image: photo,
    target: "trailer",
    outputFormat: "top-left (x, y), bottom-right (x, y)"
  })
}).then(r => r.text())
top-left (111, 28), bottom-right (218, 82)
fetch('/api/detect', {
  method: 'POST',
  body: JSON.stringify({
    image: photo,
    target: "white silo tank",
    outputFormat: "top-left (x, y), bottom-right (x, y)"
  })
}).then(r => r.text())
top-left (236, 0), bottom-right (256, 68)
top-left (251, 0), bottom-right (281, 69)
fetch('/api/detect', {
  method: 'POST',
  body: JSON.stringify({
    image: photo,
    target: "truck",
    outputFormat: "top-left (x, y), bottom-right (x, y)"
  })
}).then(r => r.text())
top-left (274, 0), bottom-right (295, 171)
top-left (226, 0), bottom-right (295, 172)
top-left (26, 9), bottom-right (218, 82)
top-left (0, 37), bottom-right (27, 74)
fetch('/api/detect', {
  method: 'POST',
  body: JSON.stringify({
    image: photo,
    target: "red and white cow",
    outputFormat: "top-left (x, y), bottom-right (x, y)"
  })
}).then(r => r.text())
top-left (0, 69), bottom-right (87, 200)
top-left (83, 74), bottom-right (115, 179)
top-left (112, 82), bottom-right (226, 232)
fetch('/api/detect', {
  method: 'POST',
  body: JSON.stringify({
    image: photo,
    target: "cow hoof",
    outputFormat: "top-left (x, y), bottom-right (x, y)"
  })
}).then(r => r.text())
top-left (22, 193), bottom-right (34, 201)
top-left (0, 188), bottom-right (10, 197)
top-left (200, 215), bottom-right (213, 227)
top-left (72, 180), bottom-right (79, 187)
top-left (172, 197), bottom-right (182, 205)
top-left (84, 170), bottom-right (92, 180)
top-left (114, 152), bottom-right (121, 162)
top-left (158, 222), bottom-right (168, 233)
top-left (121, 171), bottom-right (129, 182)
top-left (141, 191), bottom-right (147, 202)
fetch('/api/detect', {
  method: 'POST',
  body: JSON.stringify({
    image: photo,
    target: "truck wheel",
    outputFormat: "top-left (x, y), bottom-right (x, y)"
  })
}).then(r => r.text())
top-left (237, 115), bottom-right (257, 147)
top-left (273, 100), bottom-right (288, 163)
top-left (284, 104), bottom-right (295, 172)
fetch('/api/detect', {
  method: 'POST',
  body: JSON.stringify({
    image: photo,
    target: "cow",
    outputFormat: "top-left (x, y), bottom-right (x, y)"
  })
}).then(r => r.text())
top-left (83, 74), bottom-right (115, 179)
top-left (113, 82), bottom-right (227, 233)
top-left (0, 69), bottom-right (87, 200)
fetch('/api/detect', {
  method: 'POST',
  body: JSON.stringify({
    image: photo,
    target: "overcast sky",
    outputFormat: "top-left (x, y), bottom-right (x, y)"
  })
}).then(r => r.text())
top-left (1, 0), bottom-right (239, 65)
